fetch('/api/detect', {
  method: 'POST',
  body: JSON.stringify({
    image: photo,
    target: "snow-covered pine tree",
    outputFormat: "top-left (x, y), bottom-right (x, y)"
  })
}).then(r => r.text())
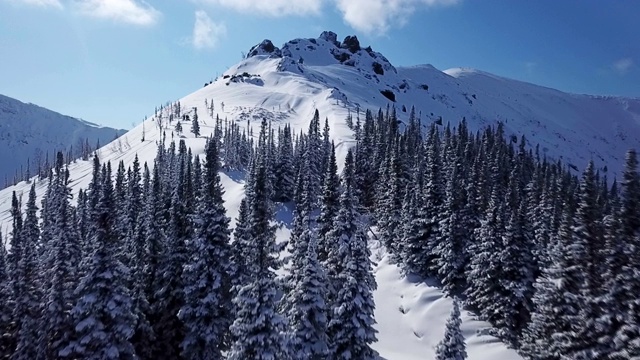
top-left (179, 137), bottom-right (233, 360)
top-left (600, 182), bottom-right (631, 358)
top-left (433, 159), bottom-right (467, 295)
top-left (520, 201), bottom-right (577, 359)
top-left (128, 162), bottom-right (155, 359)
top-left (274, 124), bottom-right (295, 202)
top-left (376, 138), bottom-right (404, 258)
top-left (400, 163), bottom-right (430, 277)
top-left (495, 171), bottom-right (535, 346)
top-left (435, 298), bottom-right (467, 360)
top-left (0, 230), bottom-right (13, 360)
top-left (10, 183), bottom-right (41, 360)
top-left (3, 191), bottom-right (23, 356)
top-left (317, 142), bottom-right (340, 263)
top-left (327, 149), bottom-right (378, 360)
top-left (464, 186), bottom-right (505, 325)
top-left (303, 109), bottom-right (323, 206)
top-left (228, 118), bottom-right (289, 360)
top-left (114, 160), bottom-right (129, 265)
top-left (62, 161), bottom-right (136, 360)
top-left (565, 161), bottom-right (609, 358)
top-left (614, 149), bottom-right (640, 356)
top-left (354, 109), bottom-right (378, 209)
top-left (230, 197), bottom-right (251, 301)
top-left (152, 171), bottom-right (189, 359)
top-left (140, 164), bottom-right (167, 360)
top-left (191, 107), bottom-right (200, 137)
top-left (419, 124), bottom-right (444, 279)
top-left (286, 231), bottom-right (329, 360)
top-left (38, 152), bottom-right (82, 360)
top-left (320, 117), bottom-right (332, 186)
top-left (8, 191), bottom-right (23, 280)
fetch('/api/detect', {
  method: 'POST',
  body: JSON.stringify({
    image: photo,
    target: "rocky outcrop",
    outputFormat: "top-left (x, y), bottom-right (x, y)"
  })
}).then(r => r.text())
top-left (247, 39), bottom-right (282, 58)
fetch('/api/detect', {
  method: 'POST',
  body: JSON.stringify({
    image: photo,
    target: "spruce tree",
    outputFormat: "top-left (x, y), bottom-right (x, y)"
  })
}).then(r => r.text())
top-left (567, 161), bottom-right (608, 357)
top-left (0, 231), bottom-right (13, 360)
top-left (62, 163), bottom-right (137, 359)
top-left (434, 162), bottom-right (467, 295)
top-left (464, 187), bottom-right (505, 326)
top-left (522, 202), bottom-right (581, 359)
top-left (615, 149), bottom-right (640, 356)
top-left (11, 184), bottom-right (41, 360)
top-left (435, 298), bottom-right (467, 360)
top-left (191, 108), bottom-right (200, 137)
top-left (286, 234), bottom-right (329, 359)
top-left (274, 124), bottom-right (295, 202)
top-left (129, 163), bottom-right (155, 359)
top-left (228, 119), bottom-right (289, 360)
top-left (400, 164), bottom-right (430, 277)
top-left (179, 138), bottom-right (233, 360)
top-left (317, 142), bottom-right (340, 263)
top-left (230, 197), bottom-right (251, 300)
top-left (327, 149), bottom-right (377, 360)
top-left (38, 153), bottom-right (82, 359)
top-left (152, 190), bottom-right (188, 359)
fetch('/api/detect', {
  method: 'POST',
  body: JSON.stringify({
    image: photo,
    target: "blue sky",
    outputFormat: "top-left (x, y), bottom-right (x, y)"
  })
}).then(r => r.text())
top-left (0, 0), bottom-right (638, 130)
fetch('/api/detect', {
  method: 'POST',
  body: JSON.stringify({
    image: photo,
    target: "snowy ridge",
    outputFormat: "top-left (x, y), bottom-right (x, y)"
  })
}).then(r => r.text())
top-left (2, 30), bottom-right (639, 359)
top-left (0, 94), bottom-right (124, 187)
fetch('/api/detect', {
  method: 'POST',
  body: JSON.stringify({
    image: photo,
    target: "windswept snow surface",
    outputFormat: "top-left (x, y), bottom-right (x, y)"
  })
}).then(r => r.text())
top-left (3, 30), bottom-right (640, 359)
top-left (0, 94), bottom-right (124, 187)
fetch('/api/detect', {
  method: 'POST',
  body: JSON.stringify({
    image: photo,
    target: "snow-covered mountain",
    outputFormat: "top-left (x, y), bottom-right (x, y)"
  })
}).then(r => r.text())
top-left (0, 94), bottom-right (124, 187)
top-left (2, 31), bottom-right (639, 359)
top-left (240, 31), bottom-right (640, 177)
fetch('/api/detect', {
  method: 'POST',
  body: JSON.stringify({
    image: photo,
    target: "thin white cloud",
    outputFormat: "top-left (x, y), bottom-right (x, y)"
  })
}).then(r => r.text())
top-left (524, 61), bottom-right (537, 74)
top-left (198, 0), bottom-right (458, 33)
top-left (192, 10), bottom-right (226, 50)
top-left (73, 0), bottom-right (161, 26)
top-left (196, 0), bottom-right (323, 16)
top-left (4, 0), bottom-right (63, 9)
top-left (335, 0), bottom-right (460, 34)
top-left (613, 58), bottom-right (633, 75)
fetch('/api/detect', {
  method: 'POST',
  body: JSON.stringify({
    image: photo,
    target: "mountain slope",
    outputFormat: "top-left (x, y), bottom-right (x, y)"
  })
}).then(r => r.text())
top-left (0, 94), bottom-right (124, 187)
top-left (240, 32), bottom-right (640, 177)
top-left (1, 31), bottom-right (638, 359)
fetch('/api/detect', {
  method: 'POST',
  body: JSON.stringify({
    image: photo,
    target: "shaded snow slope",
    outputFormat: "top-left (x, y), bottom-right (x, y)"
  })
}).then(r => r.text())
top-left (3, 30), bottom-right (640, 359)
top-left (0, 94), bottom-right (124, 187)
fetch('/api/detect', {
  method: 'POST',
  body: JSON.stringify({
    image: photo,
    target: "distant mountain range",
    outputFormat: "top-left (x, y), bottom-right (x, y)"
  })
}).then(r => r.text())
top-left (0, 94), bottom-right (124, 187)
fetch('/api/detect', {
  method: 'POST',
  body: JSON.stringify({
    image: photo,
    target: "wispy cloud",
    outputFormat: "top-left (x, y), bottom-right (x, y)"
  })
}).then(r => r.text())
top-left (4, 0), bottom-right (63, 9)
top-left (191, 10), bottom-right (226, 50)
top-left (524, 61), bottom-right (537, 74)
top-left (613, 58), bottom-right (633, 75)
top-left (335, 0), bottom-right (459, 34)
top-left (73, 0), bottom-right (161, 26)
top-left (197, 0), bottom-right (458, 33)
top-left (197, 0), bottom-right (323, 16)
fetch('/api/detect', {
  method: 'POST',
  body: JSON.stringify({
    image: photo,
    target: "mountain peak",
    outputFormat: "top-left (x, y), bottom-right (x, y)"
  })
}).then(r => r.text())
top-left (247, 39), bottom-right (282, 58)
top-left (245, 31), bottom-right (396, 76)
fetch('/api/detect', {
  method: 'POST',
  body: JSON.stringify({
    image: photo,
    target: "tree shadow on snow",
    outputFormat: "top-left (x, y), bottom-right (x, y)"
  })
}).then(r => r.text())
top-left (222, 169), bottom-right (247, 183)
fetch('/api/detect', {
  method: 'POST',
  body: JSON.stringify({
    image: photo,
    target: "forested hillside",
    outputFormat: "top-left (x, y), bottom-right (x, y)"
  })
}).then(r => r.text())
top-left (0, 104), bottom-right (637, 359)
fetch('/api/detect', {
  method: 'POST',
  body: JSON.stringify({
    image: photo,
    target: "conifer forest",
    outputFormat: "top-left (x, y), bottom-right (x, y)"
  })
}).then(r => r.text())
top-left (1, 105), bottom-right (638, 360)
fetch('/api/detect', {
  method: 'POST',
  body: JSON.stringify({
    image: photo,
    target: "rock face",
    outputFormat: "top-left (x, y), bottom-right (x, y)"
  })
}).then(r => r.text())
top-left (341, 35), bottom-right (361, 53)
top-left (319, 31), bottom-right (340, 46)
top-left (247, 39), bottom-right (282, 58)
